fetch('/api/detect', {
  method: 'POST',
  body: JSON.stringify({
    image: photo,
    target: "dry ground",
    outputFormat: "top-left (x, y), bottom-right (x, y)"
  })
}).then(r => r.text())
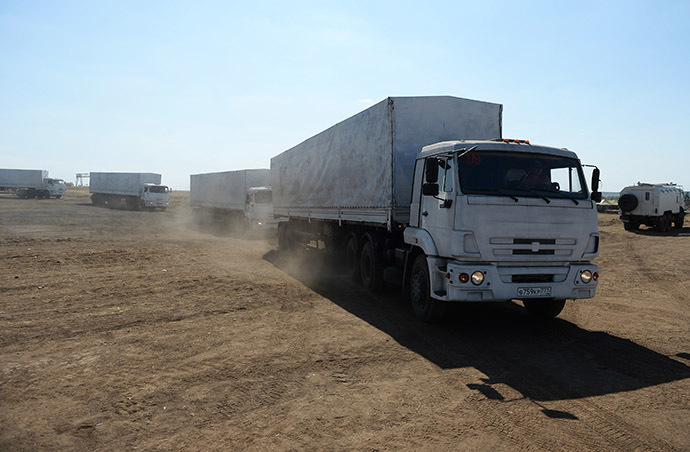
top-left (1, 188), bottom-right (689, 451)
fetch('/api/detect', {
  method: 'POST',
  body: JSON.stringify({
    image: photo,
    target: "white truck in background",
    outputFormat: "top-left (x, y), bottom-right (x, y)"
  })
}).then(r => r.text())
top-left (272, 96), bottom-right (602, 321)
top-left (190, 169), bottom-right (279, 230)
top-left (90, 172), bottom-right (170, 210)
top-left (618, 183), bottom-right (685, 232)
top-left (0, 169), bottom-right (66, 199)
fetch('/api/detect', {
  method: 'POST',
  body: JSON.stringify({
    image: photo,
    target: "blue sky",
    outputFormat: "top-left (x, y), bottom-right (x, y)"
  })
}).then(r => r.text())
top-left (1, 0), bottom-right (688, 191)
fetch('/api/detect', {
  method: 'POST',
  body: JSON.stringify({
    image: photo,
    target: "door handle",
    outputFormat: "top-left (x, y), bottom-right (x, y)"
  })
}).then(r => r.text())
top-left (422, 210), bottom-right (429, 217)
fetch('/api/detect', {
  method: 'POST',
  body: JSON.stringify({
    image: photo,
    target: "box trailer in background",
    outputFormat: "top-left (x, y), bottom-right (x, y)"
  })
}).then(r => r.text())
top-left (90, 172), bottom-right (170, 210)
top-left (0, 168), bottom-right (66, 199)
top-left (618, 182), bottom-right (685, 232)
top-left (190, 169), bottom-right (278, 230)
top-left (272, 96), bottom-right (602, 321)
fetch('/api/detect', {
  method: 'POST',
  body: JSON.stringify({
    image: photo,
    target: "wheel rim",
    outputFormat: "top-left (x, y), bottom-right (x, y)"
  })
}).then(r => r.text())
top-left (360, 244), bottom-right (373, 285)
top-left (410, 271), bottom-right (427, 310)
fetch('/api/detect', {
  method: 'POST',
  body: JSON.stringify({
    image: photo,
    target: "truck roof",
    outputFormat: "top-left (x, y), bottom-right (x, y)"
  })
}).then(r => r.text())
top-left (419, 139), bottom-right (579, 160)
top-left (623, 182), bottom-right (684, 191)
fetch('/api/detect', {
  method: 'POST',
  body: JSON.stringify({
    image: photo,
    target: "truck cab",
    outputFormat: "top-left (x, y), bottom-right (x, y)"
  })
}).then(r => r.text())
top-left (43, 178), bottom-right (66, 198)
top-left (404, 139), bottom-right (601, 320)
top-left (141, 184), bottom-right (170, 209)
top-left (245, 186), bottom-right (279, 229)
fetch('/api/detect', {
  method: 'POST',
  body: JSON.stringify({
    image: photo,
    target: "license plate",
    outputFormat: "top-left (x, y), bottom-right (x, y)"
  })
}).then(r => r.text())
top-left (517, 287), bottom-right (552, 298)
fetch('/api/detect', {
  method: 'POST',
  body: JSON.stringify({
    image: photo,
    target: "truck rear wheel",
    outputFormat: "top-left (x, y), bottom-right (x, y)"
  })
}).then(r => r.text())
top-left (656, 213), bottom-right (671, 232)
top-left (359, 236), bottom-right (382, 291)
top-left (674, 210), bottom-right (684, 229)
top-left (409, 255), bottom-right (446, 322)
top-left (523, 299), bottom-right (566, 319)
top-left (345, 234), bottom-right (359, 281)
top-left (278, 223), bottom-right (292, 250)
top-left (623, 221), bottom-right (639, 231)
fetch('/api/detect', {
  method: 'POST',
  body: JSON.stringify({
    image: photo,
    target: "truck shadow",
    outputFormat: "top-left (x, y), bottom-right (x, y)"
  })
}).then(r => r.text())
top-left (627, 226), bottom-right (690, 236)
top-left (263, 248), bottom-right (690, 403)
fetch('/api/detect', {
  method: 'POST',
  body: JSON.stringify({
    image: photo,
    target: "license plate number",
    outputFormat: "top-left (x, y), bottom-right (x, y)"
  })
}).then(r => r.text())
top-left (517, 287), bottom-right (552, 297)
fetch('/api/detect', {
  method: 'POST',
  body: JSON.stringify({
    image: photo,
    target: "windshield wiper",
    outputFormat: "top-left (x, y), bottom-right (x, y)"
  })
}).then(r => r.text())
top-left (499, 186), bottom-right (550, 204)
top-left (529, 188), bottom-right (580, 205)
top-left (456, 145), bottom-right (478, 159)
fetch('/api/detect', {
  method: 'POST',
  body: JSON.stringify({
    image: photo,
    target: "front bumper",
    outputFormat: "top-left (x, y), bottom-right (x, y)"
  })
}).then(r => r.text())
top-left (144, 200), bottom-right (169, 207)
top-left (428, 257), bottom-right (598, 302)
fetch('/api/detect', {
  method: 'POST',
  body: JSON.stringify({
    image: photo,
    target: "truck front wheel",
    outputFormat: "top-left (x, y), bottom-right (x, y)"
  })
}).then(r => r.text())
top-left (523, 299), bottom-right (566, 319)
top-left (409, 255), bottom-right (446, 323)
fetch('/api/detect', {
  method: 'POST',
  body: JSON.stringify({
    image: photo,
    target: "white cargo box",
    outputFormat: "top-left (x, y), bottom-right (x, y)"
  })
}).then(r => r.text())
top-left (90, 172), bottom-right (162, 197)
top-left (190, 169), bottom-right (271, 211)
top-left (0, 169), bottom-right (47, 189)
top-left (270, 96), bottom-right (502, 227)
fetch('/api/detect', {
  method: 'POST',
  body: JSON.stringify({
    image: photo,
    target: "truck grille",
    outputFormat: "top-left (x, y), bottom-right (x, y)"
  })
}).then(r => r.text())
top-left (490, 237), bottom-right (576, 257)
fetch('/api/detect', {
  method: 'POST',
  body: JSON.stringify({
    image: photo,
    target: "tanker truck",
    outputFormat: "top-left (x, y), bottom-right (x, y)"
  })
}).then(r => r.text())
top-left (90, 172), bottom-right (170, 210)
top-left (190, 169), bottom-right (279, 230)
top-left (271, 96), bottom-right (602, 321)
top-left (0, 169), bottom-right (66, 199)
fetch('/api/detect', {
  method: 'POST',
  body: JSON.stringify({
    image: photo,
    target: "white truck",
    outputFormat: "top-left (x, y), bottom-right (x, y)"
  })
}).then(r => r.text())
top-left (0, 169), bottom-right (66, 199)
top-left (272, 96), bottom-right (602, 321)
top-left (90, 172), bottom-right (170, 210)
top-left (618, 183), bottom-right (685, 232)
top-left (190, 169), bottom-right (278, 230)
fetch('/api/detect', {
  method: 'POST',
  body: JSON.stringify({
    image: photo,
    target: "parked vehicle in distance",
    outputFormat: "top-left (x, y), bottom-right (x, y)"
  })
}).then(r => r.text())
top-left (0, 168), bottom-right (66, 199)
top-left (618, 182), bottom-right (685, 232)
top-left (90, 172), bottom-right (170, 210)
top-left (272, 96), bottom-right (601, 321)
top-left (190, 169), bottom-right (279, 230)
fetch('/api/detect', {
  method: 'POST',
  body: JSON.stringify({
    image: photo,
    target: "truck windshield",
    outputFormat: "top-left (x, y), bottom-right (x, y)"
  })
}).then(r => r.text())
top-left (148, 186), bottom-right (169, 193)
top-left (458, 151), bottom-right (588, 200)
top-left (254, 190), bottom-right (273, 203)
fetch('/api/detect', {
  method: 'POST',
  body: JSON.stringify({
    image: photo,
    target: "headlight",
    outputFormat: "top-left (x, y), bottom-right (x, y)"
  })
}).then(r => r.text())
top-left (580, 270), bottom-right (593, 283)
top-left (471, 271), bottom-right (484, 285)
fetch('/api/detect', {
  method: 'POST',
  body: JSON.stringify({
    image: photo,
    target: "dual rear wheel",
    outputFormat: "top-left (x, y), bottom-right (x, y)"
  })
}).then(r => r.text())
top-left (344, 233), bottom-right (383, 291)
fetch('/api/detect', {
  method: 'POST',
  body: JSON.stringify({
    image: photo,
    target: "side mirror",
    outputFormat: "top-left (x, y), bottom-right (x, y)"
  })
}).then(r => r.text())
top-left (591, 167), bottom-right (601, 202)
top-left (591, 168), bottom-right (600, 193)
top-left (422, 183), bottom-right (439, 197)
top-left (425, 158), bottom-right (439, 183)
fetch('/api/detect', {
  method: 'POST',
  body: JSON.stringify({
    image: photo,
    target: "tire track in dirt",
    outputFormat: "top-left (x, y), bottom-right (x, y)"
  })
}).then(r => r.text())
top-left (336, 287), bottom-right (685, 452)
top-left (431, 325), bottom-right (681, 452)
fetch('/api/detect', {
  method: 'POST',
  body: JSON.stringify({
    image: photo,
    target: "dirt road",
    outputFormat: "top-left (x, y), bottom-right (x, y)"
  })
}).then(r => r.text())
top-left (1, 188), bottom-right (688, 451)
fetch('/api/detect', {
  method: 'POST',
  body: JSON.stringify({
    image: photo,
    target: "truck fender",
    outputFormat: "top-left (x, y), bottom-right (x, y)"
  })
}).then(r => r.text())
top-left (403, 227), bottom-right (439, 257)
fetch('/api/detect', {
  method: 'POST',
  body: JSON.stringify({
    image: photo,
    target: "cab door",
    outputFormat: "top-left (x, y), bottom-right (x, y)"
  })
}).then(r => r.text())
top-left (419, 156), bottom-right (456, 256)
